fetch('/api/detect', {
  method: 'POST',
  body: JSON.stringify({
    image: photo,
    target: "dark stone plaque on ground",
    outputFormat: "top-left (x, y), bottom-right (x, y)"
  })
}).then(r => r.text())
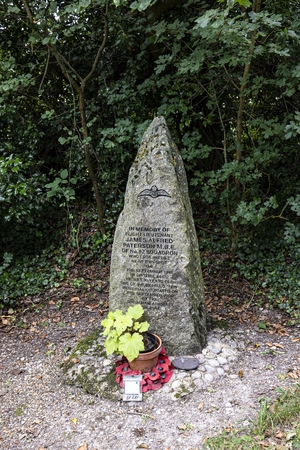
top-left (172, 357), bottom-right (200, 371)
top-left (109, 117), bottom-right (206, 354)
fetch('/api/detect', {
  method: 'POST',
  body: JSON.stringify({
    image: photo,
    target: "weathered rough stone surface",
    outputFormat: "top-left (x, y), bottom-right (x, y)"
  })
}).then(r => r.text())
top-left (109, 117), bottom-right (206, 354)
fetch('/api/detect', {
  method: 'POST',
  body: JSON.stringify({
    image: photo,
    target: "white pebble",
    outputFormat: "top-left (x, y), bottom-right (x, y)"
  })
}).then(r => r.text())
top-left (204, 373), bottom-right (214, 382)
top-left (207, 359), bottom-right (219, 367)
top-left (191, 371), bottom-right (202, 379)
top-left (217, 356), bottom-right (228, 365)
top-left (193, 378), bottom-right (204, 389)
top-left (204, 365), bottom-right (216, 373)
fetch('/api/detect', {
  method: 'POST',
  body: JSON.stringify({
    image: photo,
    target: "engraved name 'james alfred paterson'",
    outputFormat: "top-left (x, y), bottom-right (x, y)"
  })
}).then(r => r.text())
top-left (109, 117), bottom-right (206, 354)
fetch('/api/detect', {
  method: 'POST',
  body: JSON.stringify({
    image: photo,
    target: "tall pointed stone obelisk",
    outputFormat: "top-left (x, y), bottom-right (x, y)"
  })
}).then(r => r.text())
top-left (109, 117), bottom-right (206, 354)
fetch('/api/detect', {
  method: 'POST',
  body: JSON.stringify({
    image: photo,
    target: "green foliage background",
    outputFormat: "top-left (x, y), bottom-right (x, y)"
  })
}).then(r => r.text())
top-left (0, 0), bottom-right (299, 318)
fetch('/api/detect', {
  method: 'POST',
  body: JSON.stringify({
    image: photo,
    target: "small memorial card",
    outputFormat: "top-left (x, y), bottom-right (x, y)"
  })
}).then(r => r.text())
top-left (123, 374), bottom-right (143, 402)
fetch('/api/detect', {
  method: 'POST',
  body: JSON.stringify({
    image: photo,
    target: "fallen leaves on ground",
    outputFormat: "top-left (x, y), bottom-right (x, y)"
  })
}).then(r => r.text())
top-left (287, 371), bottom-right (298, 379)
top-left (177, 423), bottom-right (195, 436)
top-left (77, 444), bottom-right (88, 450)
top-left (31, 419), bottom-right (42, 424)
top-left (265, 342), bottom-right (285, 349)
top-left (224, 426), bottom-right (235, 433)
top-left (1, 316), bottom-right (11, 325)
top-left (85, 303), bottom-right (100, 310)
top-left (133, 428), bottom-right (146, 437)
top-left (52, 317), bottom-right (61, 323)
top-left (11, 368), bottom-right (24, 375)
top-left (29, 327), bottom-right (40, 333)
top-left (286, 431), bottom-right (297, 440)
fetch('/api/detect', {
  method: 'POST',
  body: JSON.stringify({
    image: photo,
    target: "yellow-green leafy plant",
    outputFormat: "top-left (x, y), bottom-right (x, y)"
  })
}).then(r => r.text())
top-left (101, 304), bottom-right (150, 362)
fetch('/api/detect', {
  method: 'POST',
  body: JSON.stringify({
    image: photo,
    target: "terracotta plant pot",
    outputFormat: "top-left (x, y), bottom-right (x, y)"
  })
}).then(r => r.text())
top-left (129, 333), bottom-right (162, 373)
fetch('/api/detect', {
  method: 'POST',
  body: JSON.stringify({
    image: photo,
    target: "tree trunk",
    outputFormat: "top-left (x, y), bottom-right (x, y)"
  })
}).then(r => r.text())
top-left (21, 0), bottom-right (108, 235)
top-left (236, 0), bottom-right (261, 182)
top-left (78, 91), bottom-right (106, 234)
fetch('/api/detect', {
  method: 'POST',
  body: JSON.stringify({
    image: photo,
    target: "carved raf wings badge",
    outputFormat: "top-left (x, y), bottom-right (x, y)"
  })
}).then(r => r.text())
top-left (138, 185), bottom-right (171, 199)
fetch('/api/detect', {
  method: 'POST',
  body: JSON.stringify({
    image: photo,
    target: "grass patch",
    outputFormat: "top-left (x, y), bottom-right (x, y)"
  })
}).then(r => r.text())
top-left (14, 405), bottom-right (26, 417)
top-left (204, 384), bottom-right (300, 449)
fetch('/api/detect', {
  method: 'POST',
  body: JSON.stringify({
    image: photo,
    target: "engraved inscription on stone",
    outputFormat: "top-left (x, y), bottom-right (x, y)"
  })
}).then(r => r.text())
top-left (109, 117), bottom-right (206, 354)
top-left (121, 225), bottom-right (178, 310)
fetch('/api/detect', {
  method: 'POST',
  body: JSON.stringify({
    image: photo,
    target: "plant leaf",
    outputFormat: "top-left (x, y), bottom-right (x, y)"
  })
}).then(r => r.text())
top-left (135, 321), bottom-right (150, 333)
top-left (236, 0), bottom-right (251, 7)
top-left (114, 314), bottom-right (133, 334)
top-left (104, 334), bottom-right (119, 355)
top-left (258, 321), bottom-right (267, 330)
top-left (60, 169), bottom-right (68, 179)
top-left (101, 317), bottom-right (114, 335)
top-left (127, 304), bottom-right (144, 319)
top-left (118, 332), bottom-right (144, 361)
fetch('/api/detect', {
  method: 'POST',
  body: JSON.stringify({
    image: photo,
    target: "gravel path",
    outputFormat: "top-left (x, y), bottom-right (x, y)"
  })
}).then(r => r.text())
top-left (1, 298), bottom-right (299, 450)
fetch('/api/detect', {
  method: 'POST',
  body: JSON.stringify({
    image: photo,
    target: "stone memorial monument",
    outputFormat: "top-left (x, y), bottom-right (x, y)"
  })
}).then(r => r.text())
top-left (109, 117), bottom-right (206, 354)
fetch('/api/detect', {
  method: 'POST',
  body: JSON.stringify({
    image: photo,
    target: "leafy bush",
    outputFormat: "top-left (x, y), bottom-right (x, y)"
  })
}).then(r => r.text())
top-left (0, 247), bottom-right (70, 308)
top-left (0, 204), bottom-right (113, 309)
top-left (235, 228), bottom-right (300, 321)
top-left (197, 216), bottom-right (300, 322)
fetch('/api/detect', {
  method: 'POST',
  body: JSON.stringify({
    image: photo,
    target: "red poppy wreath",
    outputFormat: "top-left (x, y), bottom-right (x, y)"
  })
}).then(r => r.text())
top-left (115, 348), bottom-right (174, 392)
